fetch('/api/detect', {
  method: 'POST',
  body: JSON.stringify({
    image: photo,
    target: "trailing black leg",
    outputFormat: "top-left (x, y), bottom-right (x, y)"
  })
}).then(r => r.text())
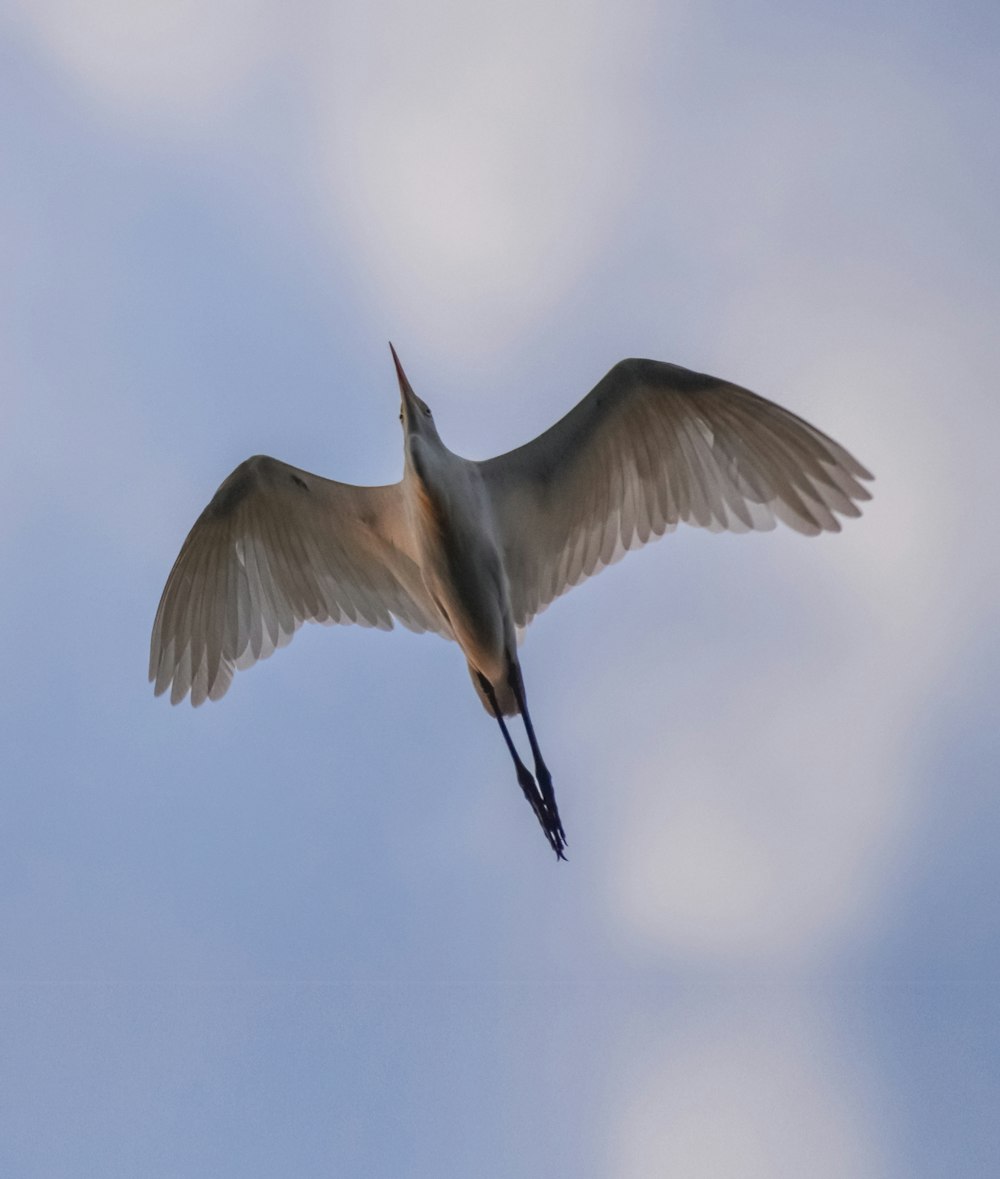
top-left (506, 656), bottom-right (566, 854)
top-left (478, 672), bottom-right (566, 860)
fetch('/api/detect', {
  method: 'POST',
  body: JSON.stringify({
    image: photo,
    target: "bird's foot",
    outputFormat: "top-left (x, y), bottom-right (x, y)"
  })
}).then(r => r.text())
top-left (535, 763), bottom-right (566, 858)
top-left (514, 763), bottom-right (567, 861)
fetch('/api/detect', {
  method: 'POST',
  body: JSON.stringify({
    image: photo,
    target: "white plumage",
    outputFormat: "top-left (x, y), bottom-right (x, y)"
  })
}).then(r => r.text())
top-left (151, 350), bottom-right (872, 857)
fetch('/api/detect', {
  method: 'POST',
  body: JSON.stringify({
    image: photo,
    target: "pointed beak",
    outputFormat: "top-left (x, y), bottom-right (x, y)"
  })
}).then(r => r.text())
top-left (389, 342), bottom-right (416, 409)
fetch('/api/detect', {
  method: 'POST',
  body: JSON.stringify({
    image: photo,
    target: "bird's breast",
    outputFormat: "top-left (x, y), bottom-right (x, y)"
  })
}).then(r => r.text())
top-left (408, 454), bottom-right (512, 671)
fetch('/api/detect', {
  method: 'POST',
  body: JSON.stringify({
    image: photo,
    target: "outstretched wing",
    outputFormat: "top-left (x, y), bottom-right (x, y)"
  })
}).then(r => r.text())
top-left (478, 359), bottom-right (873, 629)
top-left (150, 455), bottom-right (447, 706)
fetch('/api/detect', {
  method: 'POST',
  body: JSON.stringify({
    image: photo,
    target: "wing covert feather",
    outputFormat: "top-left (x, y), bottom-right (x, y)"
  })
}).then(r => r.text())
top-left (478, 359), bottom-right (873, 629)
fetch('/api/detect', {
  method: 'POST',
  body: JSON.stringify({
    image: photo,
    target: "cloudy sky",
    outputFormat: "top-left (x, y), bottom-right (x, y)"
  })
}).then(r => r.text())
top-left (2, 0), bottom-right (999, 1174)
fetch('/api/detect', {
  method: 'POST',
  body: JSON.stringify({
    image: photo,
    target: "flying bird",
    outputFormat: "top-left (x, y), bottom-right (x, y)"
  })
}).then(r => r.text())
top-left (150, 349), bottom-right (873, 858)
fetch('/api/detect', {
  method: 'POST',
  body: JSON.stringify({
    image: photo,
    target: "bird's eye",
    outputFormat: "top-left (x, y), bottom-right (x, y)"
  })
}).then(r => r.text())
top-left (399, 411), bottom-right (403, 423)
top-left (424, 407), bottom-right (432, 418)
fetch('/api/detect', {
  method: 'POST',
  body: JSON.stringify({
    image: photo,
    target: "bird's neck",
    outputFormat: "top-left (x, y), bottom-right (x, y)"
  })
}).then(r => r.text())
top-left (405, 433), bottom-right (464, 530)
top-left (404, 429), bottom-right (449, 479)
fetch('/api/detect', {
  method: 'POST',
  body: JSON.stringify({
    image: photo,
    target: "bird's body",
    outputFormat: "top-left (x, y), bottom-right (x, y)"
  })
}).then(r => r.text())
top-left (151, 351), bottom-right (873, 858)
top-left (403, 397), bottom-right (519, 715)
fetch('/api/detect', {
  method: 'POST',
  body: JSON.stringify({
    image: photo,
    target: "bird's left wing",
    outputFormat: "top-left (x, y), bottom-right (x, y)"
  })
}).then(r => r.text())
top-left (150, 455), bottom-right (447, 706)
top-left (478, 359), bottom-right (873, 629)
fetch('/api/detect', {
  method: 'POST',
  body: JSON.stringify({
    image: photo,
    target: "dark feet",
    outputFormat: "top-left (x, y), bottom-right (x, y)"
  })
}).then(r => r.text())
top-left (515, 762), bottom-right (567, 860)
top-left (533, 763), bottom-right (567, 859)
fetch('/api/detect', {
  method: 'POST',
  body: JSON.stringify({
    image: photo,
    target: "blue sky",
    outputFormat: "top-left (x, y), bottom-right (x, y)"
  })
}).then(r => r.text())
top-left (2, 1), bottom-right (999, 1174)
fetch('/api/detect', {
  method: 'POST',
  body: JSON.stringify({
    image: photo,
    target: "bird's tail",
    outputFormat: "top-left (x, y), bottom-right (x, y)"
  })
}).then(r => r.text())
top-left (468, 664), bottom-right (519, 716)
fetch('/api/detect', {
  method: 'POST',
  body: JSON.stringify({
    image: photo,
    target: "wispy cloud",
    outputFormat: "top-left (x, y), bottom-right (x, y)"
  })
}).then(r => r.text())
top-left (10, 0), bottom-right (286, 127)
top-left (307, 0), bottom-right (656, 359)
top-left (608, 991), bottom-right (887, 1178)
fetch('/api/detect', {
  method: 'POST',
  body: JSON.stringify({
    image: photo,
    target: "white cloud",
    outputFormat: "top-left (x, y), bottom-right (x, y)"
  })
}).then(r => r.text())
top-left (610, 648), bottom-right (907, 963)
top-left (13, 0), bottom-right (663, 361)
top-left (9, 0), bottom-right (285, 128)
top-left (609, 994), bottom-right (887, 1178)
top-left (308, 0), bottom-right (656, 361)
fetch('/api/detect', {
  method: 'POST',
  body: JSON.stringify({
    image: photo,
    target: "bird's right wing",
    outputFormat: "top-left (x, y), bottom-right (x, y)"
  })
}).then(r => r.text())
top-left (150, 455), bottom-right (448, 706)
top-left (478, 359), bottom-right (873, 629)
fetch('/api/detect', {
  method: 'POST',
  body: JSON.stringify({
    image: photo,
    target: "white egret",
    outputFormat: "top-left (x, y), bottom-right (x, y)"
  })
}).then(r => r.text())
top-left (150, 348), bottom-right (873, 858)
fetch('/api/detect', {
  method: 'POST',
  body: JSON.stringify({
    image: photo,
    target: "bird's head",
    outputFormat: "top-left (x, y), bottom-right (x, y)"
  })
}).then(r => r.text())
top-left (390, 343), bottom-right (440, 444)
